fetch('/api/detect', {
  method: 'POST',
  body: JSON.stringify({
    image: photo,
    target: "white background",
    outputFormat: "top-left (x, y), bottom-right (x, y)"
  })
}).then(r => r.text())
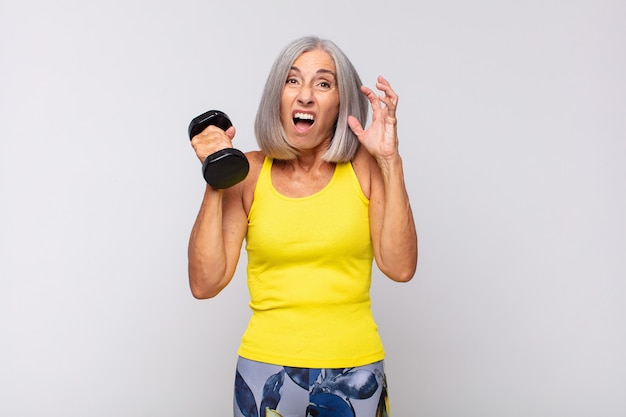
top-left (1, 1), bottom-right (625, 416)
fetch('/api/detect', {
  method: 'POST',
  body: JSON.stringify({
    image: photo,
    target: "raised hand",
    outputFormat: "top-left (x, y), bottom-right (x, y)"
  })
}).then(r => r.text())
top-left (190, 124), bottom-right (237, 165)
top-left (347, 75), bottom-right (399, 162)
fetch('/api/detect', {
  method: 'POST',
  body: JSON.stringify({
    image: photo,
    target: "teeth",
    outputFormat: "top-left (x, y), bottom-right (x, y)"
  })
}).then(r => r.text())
top-left (294, 112), bottom-right (314, 121)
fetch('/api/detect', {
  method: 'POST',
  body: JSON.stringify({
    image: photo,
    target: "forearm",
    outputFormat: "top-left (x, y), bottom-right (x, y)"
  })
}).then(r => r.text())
top-left (187, 186), bottom-right (233, 298)
top-left (376, 155), bottom-right (418, 281)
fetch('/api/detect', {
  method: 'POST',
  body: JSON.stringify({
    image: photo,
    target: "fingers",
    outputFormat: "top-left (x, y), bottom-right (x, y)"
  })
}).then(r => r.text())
top-left (191, 125), bottom-right (236, 163)
top-left (375, 76), bottom-right (398, 113)
top-left (347, 115), bottom-right (365, 137)
top-left (359, 85), bottom-right (379, 108)
top-left (224, 125), bottom-right (236, 140)
top-left (360, 76), bottom-right (399, 115)
top-left (195, 124), bottom-right (236, 140)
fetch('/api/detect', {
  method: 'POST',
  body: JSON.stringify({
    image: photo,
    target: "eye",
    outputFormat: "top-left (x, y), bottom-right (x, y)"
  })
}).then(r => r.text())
top-left (315, 80), bottom-right (333, 90)
top-left (286, 77), bottom-right (299, 85)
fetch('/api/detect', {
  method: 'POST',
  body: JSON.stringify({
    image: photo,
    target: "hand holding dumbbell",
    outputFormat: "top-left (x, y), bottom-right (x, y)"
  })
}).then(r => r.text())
top-left (188, 110), bottom-right (249, 189)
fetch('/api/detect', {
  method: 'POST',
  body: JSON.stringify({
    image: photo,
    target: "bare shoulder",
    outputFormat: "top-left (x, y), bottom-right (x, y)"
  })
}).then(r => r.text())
top-left (351, 145), bottom-right (380, 200)
top-left (245, 150), bottom-right (266, 165)
top-left (239, 150), bottom-right (266, 213)
top-left (243, 150), bottom-right (265, 187)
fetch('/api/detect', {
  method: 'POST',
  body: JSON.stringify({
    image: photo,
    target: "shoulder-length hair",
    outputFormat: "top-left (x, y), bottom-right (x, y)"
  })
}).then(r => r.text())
top-left (254, 36), bottom-right (368, 162)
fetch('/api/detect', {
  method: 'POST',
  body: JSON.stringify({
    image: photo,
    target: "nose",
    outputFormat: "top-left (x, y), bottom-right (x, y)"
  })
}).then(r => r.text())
top-left (297, 86), bottom-right (314, 105)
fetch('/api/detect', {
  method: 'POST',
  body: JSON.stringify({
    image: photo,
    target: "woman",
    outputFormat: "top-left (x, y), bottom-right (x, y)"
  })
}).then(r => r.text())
top-left (189, 36), bottom-right (417, 417)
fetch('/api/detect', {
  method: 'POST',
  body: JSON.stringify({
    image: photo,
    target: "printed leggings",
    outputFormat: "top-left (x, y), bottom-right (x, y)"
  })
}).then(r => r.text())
top-left (234, 356), bottom-right (390, 417)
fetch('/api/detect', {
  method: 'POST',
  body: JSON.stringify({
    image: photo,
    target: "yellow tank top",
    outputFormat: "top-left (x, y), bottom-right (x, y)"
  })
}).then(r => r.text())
top-left (239, 157), bottom-right (385, 368)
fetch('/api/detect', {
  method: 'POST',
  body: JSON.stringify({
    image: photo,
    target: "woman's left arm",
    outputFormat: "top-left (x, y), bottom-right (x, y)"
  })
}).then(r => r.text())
top-left (348, 76), bottom-right (418, 282)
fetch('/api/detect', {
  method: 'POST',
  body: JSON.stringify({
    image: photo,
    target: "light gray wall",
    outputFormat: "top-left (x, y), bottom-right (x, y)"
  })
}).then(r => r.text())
top-left (1, 1), bottom-right (624, 416)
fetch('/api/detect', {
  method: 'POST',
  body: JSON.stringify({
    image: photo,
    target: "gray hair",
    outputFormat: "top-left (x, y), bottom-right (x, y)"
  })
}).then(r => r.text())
top-left (254, 36), bottom-right (368, 162)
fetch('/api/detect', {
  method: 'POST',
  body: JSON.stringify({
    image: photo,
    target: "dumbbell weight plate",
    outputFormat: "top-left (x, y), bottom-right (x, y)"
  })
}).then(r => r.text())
top-left (188, 110), bottom-right (249, 189)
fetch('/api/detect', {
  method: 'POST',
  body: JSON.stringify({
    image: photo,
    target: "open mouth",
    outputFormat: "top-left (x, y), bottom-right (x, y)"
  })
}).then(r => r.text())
top-left (293, 112), bottom-right (315, 131)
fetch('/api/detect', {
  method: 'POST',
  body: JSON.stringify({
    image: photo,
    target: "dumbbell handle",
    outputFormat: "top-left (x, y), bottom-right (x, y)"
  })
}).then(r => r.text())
top-left (188, 110), bottom-right (249, 189)
top-left (188, 110), bottom-right (233, 138)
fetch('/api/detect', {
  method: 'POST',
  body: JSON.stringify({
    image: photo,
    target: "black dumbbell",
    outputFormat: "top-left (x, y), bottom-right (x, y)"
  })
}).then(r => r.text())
top-left (188, 110), bottom-right (249, 189)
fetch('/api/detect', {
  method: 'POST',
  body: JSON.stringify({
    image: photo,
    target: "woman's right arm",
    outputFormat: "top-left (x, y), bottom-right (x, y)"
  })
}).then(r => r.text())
top-left (187, 183), bottom-right (248, 299)
top-left (187, 125), bottom-right (248, 299)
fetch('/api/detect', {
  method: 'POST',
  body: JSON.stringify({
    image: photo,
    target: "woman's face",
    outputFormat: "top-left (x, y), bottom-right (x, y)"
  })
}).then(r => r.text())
top-left (280, 49), bottom-right (340, 153)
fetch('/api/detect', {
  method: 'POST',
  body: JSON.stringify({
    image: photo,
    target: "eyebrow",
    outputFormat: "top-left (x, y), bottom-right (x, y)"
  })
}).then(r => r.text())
top-left (290, 66), bottom-right (337, 79)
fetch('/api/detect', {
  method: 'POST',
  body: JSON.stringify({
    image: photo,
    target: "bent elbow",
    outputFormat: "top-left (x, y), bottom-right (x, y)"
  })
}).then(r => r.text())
top-left (188, 273), bottom-right (228, 299)
top-left (388, 266), bottom-right (416, 283)
top-left (190, 285), bottom-right (222, 299)
top-left (379, 254), bottom-right (418, 283)
top-left (188, 262), bottom-right (231, 299)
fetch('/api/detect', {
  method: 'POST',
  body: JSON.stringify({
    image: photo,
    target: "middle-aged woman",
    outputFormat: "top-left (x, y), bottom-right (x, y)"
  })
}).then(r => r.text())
top-left (189, 36), bottom-right (418, 417)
